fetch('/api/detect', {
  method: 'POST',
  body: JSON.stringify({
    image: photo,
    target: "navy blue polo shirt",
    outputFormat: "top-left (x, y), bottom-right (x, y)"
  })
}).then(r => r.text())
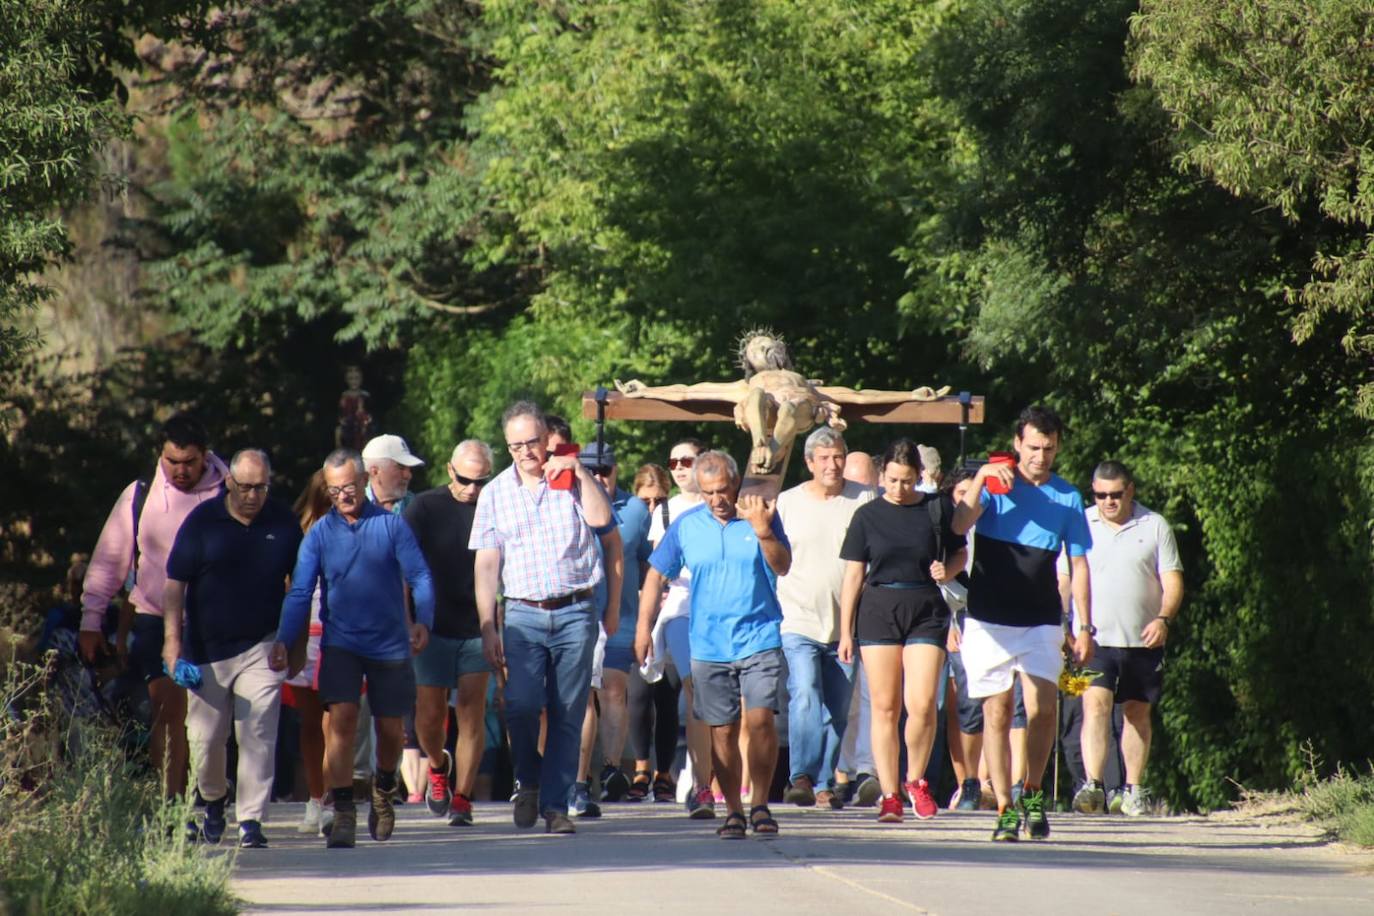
top-left (166, 496), bottom-right (303, 664)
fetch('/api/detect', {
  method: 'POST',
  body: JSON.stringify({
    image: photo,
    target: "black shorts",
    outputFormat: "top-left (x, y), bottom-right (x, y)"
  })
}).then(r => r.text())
top-left (856, 585), bottom-right (950, 647)
top-left (317, 645), bottom-right (417, 718)
top-left (1092, 645), bottom-right (1164, 704)
top-left (129, 612), bottom-right (168, 683)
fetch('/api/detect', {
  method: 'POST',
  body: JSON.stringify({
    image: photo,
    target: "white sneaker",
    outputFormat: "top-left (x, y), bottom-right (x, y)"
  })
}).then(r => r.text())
top-left (298, 798), bottom-right (322, 834)
top-left (1120, 785), bottom-right (1151, 817)
top-left (319, 802), bottom-right (336, 837)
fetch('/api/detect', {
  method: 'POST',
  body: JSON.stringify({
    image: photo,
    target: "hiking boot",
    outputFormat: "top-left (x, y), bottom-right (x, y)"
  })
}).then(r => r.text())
top-left (877, 794), bottom-right (904, 823)
top-left (907, 778), bottom-right (938, 820)
top-left (1120, 785), bottom-right (1151, 817)
top-left (239, 819), bottom-right (268, 849)
top-left (854, 773), bottom-right (882, 808)
top-left (784, 775), bottom-right (816, 807)
top-left (991, 807), bottom-right (1020, 842)
top-left (201, 795), bottom-right (227, 844)
top-left (299, 798), bottom-right (323, 834)
top-left (816, 789), bottom-right (843, 810)
top-left (686, 785), bottom-right (716, 820)
top-left (600, 765), bottom-right (631, 802)
top-left (426, 750), bottom-right (453, 816)
top-left (448, 792), bottom-right (474, 827)
top-left (570, 781), bottom-right (601, 818)
top-left (368, 781), bottom-right (397, 841)
top-left (1073, 779), bottom-right (1105, 814)
top-left (1020, 788), bottom-right (1050, 839)
top-left (545, 810), bottom-right (576, 834)
top-left (955, 777), bottom-right (981, 811)
top-left (513, 785), bottom-right (540, 828)
top-left (327, 804), bottom-right (357, 848)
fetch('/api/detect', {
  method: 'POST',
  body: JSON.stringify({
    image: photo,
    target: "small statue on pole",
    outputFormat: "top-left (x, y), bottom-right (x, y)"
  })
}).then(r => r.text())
top-left (335, 365), bottom-right (376, 450)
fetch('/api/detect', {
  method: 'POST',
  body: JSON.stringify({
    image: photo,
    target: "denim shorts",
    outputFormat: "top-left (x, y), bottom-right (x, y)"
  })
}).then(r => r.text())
top-left (413, 633), bottom-right (490, 687)
top-left (691, 648), bottom-right (784, 726)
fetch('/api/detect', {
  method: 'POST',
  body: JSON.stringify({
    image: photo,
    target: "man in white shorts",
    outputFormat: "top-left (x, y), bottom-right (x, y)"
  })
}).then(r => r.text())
top-left (953, 405), bottom-right (1093, 842)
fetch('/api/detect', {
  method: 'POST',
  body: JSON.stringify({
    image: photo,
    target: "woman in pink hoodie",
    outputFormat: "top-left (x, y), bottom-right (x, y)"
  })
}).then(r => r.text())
top-left (80, 413), bottom-right (228, 798)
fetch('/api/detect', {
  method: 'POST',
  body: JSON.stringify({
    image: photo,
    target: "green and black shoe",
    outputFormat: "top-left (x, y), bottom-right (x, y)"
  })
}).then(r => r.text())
top-left (1020, 788), bottom-right (1050, 840)
top-left (991, 807), bottom-right (1021, 842)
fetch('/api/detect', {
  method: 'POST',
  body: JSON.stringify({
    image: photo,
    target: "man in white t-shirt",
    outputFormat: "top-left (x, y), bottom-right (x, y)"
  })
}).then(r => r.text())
top-left (777, 428), bottom-right (874, 809)
top-left (1061, 460), bottom-right (1182, 817)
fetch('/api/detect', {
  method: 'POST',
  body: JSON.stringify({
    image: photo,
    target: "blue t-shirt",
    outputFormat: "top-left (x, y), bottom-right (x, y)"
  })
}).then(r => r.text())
top-left (166, 497), bottom-right (303, 664)
top-left (278, 501), bottom-right (435, 661)
top-left (967, 473), bottom-right (1092, 627)
top-left (593, 489), bottom-right (654, 647)
top-left (649, 505), bottom-right (789, 663)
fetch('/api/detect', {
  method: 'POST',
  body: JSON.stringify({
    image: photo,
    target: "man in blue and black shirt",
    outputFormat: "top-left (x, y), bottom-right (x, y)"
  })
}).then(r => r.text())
top-left (274, 449), bottom-right (435, 849)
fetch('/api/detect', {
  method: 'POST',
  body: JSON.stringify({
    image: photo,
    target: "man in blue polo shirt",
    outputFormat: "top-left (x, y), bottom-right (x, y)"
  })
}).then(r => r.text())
top-left (163, 449), bottom-right (302, 848)
top-left (953, 405), bottom-right (1093, 843)
top-left (636, 450), bottom-right (792, 839)
top-left (273, 448), bottom-right (435, 849)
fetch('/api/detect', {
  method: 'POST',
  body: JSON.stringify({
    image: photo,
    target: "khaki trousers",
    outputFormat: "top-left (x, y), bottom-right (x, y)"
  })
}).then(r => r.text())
top-left (186, 638), bottom-right (284, 823)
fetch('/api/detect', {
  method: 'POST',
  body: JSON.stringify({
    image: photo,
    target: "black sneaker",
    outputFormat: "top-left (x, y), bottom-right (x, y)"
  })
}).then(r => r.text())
top-left (368, 781), bottom-right (396, 841)
top-left (600, 765), bottom-right (631, 802)
top-left (991, 807), bottom-right (1020, 842)
top-left (202, 795), bottom-right (228, 844)
top-left (327, 804), bottom-right (357, 848)
top-left (854, 773), bottom-right (882, 808)
top-left (1020, 788), bottom-right (1050, 839)
top-left (513, 786), bottom-right (540, 828)
top-left (238, 819), bottom-right (268, 849)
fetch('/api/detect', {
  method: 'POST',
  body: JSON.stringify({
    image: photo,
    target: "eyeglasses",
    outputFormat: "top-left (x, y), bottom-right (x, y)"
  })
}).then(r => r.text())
top-left (667, 456), bottom-right (695, 470)
top-left (326, 482), bottom-right (360, 499)
top-left (1093, 490), bottom-right (1125, 501)
top-left (588, 465), bottom-right (614, 476)
top-left (449, 464), bottom-right (490, 487)
top-left (230, 476), bottom-right (269, 495)
top-left (506, 437), bottom-right (542, 454)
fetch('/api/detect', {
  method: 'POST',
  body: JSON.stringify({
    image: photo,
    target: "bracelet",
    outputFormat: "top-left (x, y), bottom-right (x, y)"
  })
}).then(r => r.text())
top-left (1156, 615), bottom-right (1171, 627)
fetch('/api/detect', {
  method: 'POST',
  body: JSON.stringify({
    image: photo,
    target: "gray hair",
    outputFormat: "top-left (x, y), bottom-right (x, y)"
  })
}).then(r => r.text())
top-left (229, 448), bottom-right (271, 475)
top-left (803, 427), bottom-right (847, 462)
top-left (694, 450), bottom-right (740, 487)
top-left (323, 448), bottom-right (365, 476)
top-left (451, 439), bottom-right (495, 467)
top-left (501, 400), bottom-right (546, 432)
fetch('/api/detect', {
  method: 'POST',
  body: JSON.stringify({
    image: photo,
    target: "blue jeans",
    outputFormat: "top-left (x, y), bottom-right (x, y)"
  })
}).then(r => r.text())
top-left (782, 633), bottom-right (854, 791)
top-left (503, 601), bottom-right (598, 815)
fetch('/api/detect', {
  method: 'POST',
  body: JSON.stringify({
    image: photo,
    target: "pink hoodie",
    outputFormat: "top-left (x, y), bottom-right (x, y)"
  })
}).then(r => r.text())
top-left (80, 451), bottom-right (229, 631)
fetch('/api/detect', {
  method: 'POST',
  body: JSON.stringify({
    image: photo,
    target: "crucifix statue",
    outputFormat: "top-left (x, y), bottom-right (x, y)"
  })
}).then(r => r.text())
top-left (589, 329), bottom-right (983, 495)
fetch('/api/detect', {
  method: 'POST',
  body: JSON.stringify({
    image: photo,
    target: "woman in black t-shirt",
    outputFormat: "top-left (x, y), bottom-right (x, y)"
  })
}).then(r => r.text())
top-left (838, 439), bottom-right (967, 824)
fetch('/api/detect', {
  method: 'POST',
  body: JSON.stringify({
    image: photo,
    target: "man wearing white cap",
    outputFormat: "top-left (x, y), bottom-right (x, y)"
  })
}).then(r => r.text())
top-left (363, 434), bottom-right (426, 515)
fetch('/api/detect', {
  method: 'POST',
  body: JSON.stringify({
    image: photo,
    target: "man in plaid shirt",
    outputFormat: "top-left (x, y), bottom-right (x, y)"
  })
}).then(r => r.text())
top-left (471, 400), bottom-right (618, 835)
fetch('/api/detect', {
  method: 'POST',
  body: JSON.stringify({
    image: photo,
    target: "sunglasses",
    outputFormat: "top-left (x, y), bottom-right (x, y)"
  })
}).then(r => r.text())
top-left (1093, 490), bottom-right (1125, 501)
top-left (587, 465), bottom-right (614, 476)
top-left (667, 456), bottom-right (695, 470)
top-left (448, 463), bottom-right (490, 487)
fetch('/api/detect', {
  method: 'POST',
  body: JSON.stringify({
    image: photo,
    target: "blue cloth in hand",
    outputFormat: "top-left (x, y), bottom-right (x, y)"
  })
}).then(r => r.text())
top-left (164, 658), bottom-right (203, 690)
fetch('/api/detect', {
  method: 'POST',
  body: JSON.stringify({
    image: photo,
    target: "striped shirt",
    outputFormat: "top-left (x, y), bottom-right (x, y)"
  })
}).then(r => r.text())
top-left (468, 465), bottom-right (604, 601)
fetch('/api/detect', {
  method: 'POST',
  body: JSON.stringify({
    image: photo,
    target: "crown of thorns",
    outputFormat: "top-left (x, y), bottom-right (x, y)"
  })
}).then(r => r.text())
top-left (736, 328), bottom-right (791, 372)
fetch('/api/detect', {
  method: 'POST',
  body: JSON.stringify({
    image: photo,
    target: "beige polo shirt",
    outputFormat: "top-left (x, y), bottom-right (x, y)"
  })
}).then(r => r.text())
top-left (775, 480), bottom-right (874, 643)
top-left (1061, 502), bottom-right (1182, 648)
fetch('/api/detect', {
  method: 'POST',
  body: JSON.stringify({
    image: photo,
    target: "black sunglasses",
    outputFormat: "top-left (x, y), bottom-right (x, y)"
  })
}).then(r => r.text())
top-left (1093, 490), bottom-right (1125, 501)
top-left (449, 463), bottom-right (490, 487)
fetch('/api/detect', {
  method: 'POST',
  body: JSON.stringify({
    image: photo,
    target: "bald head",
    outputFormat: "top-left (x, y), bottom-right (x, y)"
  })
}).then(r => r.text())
top-left (844, 451), bottom-right (878, 489)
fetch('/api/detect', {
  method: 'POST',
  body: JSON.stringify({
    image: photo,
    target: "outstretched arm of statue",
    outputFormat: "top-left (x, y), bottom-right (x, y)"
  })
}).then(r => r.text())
top-left (813, 384), bottom-right (952, 404)
top-left (614, 378), bottom-right (751, 401)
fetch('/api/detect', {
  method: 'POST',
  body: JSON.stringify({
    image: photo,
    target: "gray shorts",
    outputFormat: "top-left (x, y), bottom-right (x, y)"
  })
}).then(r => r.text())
top-left (690, 648), bottom-right (784, 726)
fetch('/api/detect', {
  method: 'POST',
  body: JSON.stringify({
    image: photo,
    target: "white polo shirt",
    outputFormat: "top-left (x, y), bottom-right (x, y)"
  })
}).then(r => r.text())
top-left (1061, 502), bottom-right (1181, 648)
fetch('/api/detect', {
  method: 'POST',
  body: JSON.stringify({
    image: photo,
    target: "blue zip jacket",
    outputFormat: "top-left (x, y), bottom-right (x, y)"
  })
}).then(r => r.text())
top-left (279, 501), bottom-right (434, 661)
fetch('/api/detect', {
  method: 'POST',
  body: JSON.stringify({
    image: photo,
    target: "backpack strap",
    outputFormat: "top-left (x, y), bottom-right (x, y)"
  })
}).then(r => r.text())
top-left (128, 479), bottom-right (149, 585)
top-left (926, 492), bottom-right (944, 563)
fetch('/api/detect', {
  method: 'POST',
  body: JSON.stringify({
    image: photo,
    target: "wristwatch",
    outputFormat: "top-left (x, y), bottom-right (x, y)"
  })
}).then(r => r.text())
top-left (1078, 623), bottom-right (1097, 637)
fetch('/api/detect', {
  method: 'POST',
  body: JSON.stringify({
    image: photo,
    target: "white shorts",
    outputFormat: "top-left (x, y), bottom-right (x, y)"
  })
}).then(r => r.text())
top-left (959, 618), bottom-right (1064, 699)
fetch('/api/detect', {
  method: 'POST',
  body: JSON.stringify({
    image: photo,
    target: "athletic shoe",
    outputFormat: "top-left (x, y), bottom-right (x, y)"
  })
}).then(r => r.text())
top-left (1107, 788), bottom-right (1125, 815)
top-left (652, 772), bottom-right (676, 803)
top-left (327, 804), bottom-right (357, 848)
top-left (907, 778), bottom-right (938, 820)
top-left (405, 790), bottom-right (424, 804)
top-left (545, 810), bottom-right (576, 834)
top-left (835, 780), bottom-right (856, 805)
top-left (201, 795), bottom-right (227, 844)
top-left (784, 775), bottom-right (816, 807)
top-left (509, 779), bottom-right (522, 803)
top-left (427, 750), bottom-right (453, 816)
top-left (877, 794), bottom-right (904, 823)
top-left (570, 781), bottom-right (601, 818)
top-left (686, 785), bottom-right (716, 820)
top-left (1120, 785), bottom-right (1151, 817)
top-left (854, 773), bottom-right (882, 808)
top-left (319, 802), bottom-right (335, 837)
top-left (448, 792), bottom-right (474, 827)
top-left (955, 777), bottom-right (981, 811)
top-left (1072, 779), bottom-right (1106, 814)
top-left (1010, 780), bottom-right (1024, 808)
top-left (368, 781), bottom-right (397, 841)
top-left (600, 765), bottom-right (631, 802)
top-left (299, 798), bottom-right (323, 834)
top-left (239, 819), bottom-right (268, 849)
top-left (816, 789), bottom-right (843, 810)
top-left (991, 807), bottom-right (1020, 842)
top-left (1020, 788), bottom-right (1050, 839)
top-left (513, 786), bottom-right (540, 828)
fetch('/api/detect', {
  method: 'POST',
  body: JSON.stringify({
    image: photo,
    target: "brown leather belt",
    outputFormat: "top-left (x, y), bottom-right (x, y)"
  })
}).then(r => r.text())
top-left (509, 587), bottom-right (595, 610)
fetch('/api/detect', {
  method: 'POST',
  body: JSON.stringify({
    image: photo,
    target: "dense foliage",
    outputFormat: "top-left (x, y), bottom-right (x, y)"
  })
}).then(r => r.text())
top-left (6, 0), bottom-right (1374, 812)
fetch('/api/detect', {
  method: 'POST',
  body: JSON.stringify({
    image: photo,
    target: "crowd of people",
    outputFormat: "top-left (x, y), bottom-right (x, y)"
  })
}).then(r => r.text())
top-left (73, 399), bottom-right (1182, 848)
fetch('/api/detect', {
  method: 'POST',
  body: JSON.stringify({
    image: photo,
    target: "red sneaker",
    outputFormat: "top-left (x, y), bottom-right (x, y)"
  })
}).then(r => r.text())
top-left (877, 794), bottom-right (904, 823)
top-left (448, 792), bottom-right (473, 827)
top-left (426, 757), bottom-right (452, 817)
top-left (906, 779), bottom-right (938, 820)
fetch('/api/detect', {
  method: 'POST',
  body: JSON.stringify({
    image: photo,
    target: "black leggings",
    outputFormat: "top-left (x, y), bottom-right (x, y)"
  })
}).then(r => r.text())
top-left (626, 661), bottom-right (681, 772)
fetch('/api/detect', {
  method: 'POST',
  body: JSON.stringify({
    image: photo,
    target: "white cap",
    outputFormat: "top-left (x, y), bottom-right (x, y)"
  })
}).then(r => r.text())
top-left (362, 434), bottom-right (425, 467)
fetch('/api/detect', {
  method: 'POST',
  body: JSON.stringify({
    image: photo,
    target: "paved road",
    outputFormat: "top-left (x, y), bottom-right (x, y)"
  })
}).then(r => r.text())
top-left (234, 801), bottom-right (1373, 915)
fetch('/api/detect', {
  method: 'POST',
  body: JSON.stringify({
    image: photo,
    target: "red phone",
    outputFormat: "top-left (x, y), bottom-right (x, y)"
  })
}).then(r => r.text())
top-left (550, 442), bottom-right (580, 490)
